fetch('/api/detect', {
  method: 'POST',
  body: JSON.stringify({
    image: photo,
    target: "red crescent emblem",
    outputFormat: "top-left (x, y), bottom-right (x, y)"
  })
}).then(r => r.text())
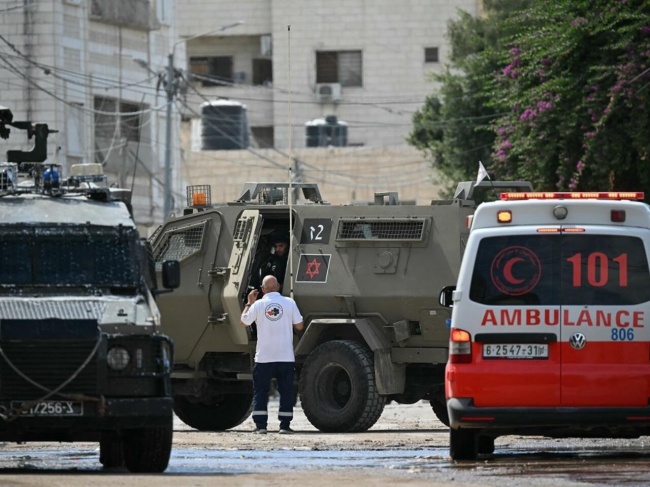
top-left (490, 246), bottom-right (541, 296)
top-left (503, 257), bottom-right (525, 284)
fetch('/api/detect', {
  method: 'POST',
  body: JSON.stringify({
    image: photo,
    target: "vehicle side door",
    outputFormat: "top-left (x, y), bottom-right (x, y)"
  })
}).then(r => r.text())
top-left (222, 210), bottom-right (263, 345)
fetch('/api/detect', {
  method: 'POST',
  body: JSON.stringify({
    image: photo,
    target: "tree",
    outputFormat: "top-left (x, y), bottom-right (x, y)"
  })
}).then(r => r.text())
top-left (411, 0), bottom-right (650, 194)
top-left (409, 0), bottom-right (532, 195)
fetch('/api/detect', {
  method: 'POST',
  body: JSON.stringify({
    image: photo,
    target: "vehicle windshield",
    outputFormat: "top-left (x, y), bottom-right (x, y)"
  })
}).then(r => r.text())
top-left (0, 225), bottom-right (141, 292)
top-left (470, 234), bottom-right (650, 306)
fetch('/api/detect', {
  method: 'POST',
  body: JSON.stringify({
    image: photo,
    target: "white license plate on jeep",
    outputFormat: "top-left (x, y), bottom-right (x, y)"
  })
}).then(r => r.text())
top-left (11, 400), bottom-right (83, 416)
top-left (483, 344), bottom-right (548, 359)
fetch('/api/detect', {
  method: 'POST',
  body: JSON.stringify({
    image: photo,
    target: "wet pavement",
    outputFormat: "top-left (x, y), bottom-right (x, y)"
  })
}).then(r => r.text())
top-left (1, 401), bottom-right (650, 486)
top-left (1, 441), bottom-right (650, 486)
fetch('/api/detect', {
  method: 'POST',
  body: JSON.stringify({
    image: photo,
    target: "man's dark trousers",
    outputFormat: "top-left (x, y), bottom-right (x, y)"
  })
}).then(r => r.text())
top-left (252, 361), bottom-right (295, 430)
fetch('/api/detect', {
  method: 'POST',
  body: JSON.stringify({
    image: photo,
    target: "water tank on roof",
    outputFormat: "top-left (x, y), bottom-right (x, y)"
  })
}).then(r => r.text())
top-left (200, 100), bottom-right (250, 150)
top-left (305, 115), bottom-right (348, 147)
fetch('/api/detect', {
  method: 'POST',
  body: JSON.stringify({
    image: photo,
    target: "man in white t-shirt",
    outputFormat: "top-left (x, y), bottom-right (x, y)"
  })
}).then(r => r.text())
top-left (240, 275), bottom-right (304, 434)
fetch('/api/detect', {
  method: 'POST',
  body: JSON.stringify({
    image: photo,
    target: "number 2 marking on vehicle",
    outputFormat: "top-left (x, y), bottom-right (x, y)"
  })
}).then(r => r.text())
top-left (310, 225), bottom-right (324, 241)
top-left (566, 252), bottom-right (628, 287)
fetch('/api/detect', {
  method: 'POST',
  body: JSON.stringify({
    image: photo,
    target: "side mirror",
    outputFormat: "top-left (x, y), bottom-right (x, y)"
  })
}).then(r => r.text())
top-left (162, 260), bottom-right (181, 289)
top-left (439, 285), bottom-right (456, 308)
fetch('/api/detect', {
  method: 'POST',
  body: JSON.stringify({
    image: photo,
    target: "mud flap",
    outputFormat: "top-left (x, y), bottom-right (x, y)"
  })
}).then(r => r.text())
top-left (374, 348), bottom-right (405, 395)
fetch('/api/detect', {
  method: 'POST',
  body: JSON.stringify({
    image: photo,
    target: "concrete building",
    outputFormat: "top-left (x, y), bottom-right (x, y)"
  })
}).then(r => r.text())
top-left (178, 0), bottom-right (479, 149)
top-left (0, 0), bottom-right (482, 229)
top-left (176, 0), bottom-right (480, 205)
top-left (0, 0), bottom-right (181, 231)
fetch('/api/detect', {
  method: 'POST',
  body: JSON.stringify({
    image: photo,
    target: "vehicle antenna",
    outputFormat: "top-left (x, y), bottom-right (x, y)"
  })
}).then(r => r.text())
top-left (287, 24), bottom-right (295, 299)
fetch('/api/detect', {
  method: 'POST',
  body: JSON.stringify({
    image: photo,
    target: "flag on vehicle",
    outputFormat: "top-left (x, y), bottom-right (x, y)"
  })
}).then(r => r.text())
top-left (476, 161), bottom-right (489, 184)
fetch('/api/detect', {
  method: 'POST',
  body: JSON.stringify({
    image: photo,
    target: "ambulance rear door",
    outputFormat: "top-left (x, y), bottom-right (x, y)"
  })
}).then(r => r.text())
top-left (559, 228), bottom-right (650, 407)
top-left (466, 229), bottom-right (562, 407)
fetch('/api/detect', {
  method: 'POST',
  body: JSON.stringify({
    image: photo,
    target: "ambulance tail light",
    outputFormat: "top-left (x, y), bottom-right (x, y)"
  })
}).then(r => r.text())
top-left (611, 210), bottom-right (626, 223)
top-left (449, 328), bottom-right (472, 364)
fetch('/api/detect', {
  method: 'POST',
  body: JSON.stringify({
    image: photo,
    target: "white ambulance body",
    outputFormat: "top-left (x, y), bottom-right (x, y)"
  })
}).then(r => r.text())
top-left (443, 191), bottom-right (650, 460)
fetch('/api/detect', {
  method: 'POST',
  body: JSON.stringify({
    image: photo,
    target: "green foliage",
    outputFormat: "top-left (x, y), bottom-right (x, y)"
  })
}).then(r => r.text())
top-left (411, 0), bottom-right (650, 195)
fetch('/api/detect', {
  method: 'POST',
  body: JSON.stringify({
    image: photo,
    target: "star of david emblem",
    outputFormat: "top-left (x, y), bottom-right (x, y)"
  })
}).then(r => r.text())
top-left (305, 258), bottom-right (321, 279)
top-left (296, 254), bottom-right (331, 283)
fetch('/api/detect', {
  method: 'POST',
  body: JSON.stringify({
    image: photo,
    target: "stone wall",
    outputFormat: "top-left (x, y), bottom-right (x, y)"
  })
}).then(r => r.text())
top-left (179, 143), bottom-right (448, 207)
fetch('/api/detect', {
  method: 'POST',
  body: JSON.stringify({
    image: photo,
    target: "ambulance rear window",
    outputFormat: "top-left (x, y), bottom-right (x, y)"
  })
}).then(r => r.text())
top-left (470, 235), bottom-right (650, 306)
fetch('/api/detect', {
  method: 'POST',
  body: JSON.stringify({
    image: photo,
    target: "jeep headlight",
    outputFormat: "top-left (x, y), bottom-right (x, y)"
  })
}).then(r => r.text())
top-left (107, 347), bottom-right (130, 370)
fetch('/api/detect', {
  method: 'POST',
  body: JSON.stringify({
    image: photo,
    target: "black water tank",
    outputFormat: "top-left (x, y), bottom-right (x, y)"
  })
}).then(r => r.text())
top-left (201, 100), bottom-right (250, 150)
top-left (305, 116), bottom-right (348, 147)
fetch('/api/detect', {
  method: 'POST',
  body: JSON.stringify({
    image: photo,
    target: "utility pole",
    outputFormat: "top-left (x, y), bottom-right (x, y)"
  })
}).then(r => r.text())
top-left (163, 51), bottom-right (175, 220)
top-left (162, 21), bottom-right (244, 221)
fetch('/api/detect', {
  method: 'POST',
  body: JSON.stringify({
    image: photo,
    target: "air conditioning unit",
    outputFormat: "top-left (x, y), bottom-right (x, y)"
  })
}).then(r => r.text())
top-left (315, 83), bottom-right (342, 103)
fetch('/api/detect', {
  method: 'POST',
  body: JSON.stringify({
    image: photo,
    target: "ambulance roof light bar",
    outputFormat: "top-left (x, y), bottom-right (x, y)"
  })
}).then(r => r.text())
top-left (500, 191), bottom-right (644, 201)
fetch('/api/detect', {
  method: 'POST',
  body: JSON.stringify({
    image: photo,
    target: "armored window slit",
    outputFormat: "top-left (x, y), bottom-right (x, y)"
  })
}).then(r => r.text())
top-left (233, 218), bottom-right (247, 241)
top-left (154, 221), bottom-right (207, 268)
top-left (336, 219), bottom-right (426, 241)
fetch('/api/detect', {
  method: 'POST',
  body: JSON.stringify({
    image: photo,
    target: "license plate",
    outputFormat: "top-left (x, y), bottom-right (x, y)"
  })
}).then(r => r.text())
top-left (483, 343), bottom-right (548, 359)
top-left (11, 400), bottom-right (83, 416)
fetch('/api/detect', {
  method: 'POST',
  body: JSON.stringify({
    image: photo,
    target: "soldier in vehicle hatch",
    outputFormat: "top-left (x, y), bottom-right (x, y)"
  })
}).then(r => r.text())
top-left (253, 232), bottom-right (289, 295)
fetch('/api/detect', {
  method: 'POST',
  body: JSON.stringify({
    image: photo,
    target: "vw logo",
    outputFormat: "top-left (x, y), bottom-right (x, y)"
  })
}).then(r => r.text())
top-left (569, 333), bottom-right (587, 350)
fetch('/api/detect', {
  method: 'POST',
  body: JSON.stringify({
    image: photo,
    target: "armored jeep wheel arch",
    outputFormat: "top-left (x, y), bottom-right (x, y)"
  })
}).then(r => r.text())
top-left (152, 181), bottom-right (531, 432)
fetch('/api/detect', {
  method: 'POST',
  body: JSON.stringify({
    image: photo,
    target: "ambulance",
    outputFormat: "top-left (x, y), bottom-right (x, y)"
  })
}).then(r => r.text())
top-left (440, 190), bottom-right (650, 460)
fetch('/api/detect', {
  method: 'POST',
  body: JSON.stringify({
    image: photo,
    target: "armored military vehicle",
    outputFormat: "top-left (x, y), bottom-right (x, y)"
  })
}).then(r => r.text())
top-left (152, 179), bottom-right (531, 432)
top-left (0, 106), bottom-right (179, 472)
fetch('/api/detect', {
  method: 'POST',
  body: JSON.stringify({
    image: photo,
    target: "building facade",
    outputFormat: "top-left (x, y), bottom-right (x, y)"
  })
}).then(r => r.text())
top-left (174, 0), bottom-right (481, 206)
top-left (177, 0), bottom-right (479, 150)
top-left (0, 0), bottom-right (482, 228)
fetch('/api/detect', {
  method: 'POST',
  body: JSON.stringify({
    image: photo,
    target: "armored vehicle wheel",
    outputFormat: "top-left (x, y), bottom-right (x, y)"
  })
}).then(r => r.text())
top-left (123, 419), bottom-right (173, 473)
top-left (299, 340), bottom-right (386, 432)
top-left (173, 393), bottom-right (253, 431)
top-left (449, 428), bottom-right (478, 461)
top-left (99, 432), bottom-right (124, 468)
top-left (430, 393), bottom-right (450, 427)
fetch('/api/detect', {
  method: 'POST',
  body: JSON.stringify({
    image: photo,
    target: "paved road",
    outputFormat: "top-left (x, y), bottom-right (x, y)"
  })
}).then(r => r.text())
top-left (0, 401), bottom-right (649, 486)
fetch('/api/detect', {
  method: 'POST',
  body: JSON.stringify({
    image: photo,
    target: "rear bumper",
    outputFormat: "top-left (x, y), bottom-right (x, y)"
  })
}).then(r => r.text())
top-left (448, 397), bottom-right (650, 436)
top-left (0, 397), bottom-right (173, 442)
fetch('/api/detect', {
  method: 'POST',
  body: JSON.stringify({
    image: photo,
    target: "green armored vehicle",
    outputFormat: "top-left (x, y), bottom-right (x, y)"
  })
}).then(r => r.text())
top-left (0, 107), bottom-right (179, 472)
top-left (152, 179), bottom-right (530, 432)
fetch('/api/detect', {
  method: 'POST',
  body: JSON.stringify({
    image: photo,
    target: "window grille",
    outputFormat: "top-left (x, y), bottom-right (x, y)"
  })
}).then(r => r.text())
top-left (154, 221), bottom-right (206, 268)
top-left (337, 219), bottom-right (425, 241)
top-left (233, 218), bottom-right (247, 241)
top-left (425, 47), bottom-right (439, 63)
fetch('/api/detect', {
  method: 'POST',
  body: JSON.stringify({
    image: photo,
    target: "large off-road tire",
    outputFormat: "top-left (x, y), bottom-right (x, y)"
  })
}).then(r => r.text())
top-left (299, 340), bottom-right (386, 432)
top-left (449, 428), bottom-right (478, 461)
top-left (99, 432), bottom-right (124, 468)
top-left (123, 419), bottom-right (173, 473)
top-left (430, 392), bottom-right (450, 427)
top-left (173, 393), bottom-right (253, 431)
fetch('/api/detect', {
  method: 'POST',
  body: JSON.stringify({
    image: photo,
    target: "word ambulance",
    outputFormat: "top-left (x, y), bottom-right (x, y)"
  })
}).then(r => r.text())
top-left (480, 308), bottom-right (645, 328)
